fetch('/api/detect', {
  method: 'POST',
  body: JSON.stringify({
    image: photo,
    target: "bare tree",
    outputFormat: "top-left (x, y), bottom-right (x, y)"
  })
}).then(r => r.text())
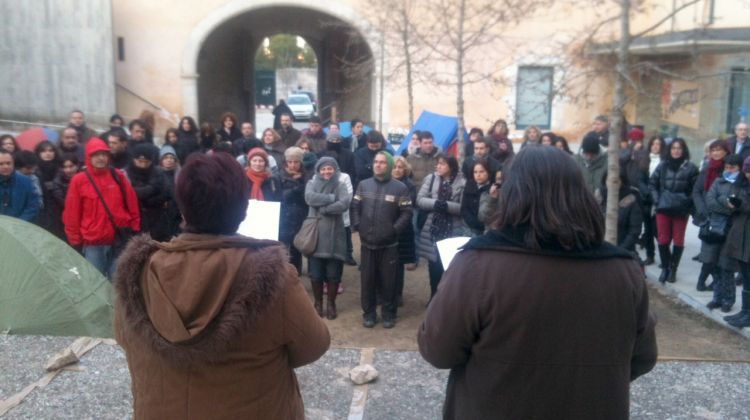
top-left (416, 0), bottom-right (548, 163)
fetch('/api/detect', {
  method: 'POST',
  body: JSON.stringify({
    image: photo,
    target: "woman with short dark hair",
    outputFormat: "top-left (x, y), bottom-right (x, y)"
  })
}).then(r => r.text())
top-left (418, 146), bottom-right (657, 420)
top-left (417, 153), bottom-right (467, 298)
top-left (649, 137), bottom-right (699, 283)
top-left (114, 152), bottom-right (330, 419)
top-left (217, 111), bottom-right (241, 142)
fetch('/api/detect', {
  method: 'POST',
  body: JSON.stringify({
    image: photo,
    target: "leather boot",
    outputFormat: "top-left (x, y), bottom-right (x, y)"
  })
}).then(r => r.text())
top-left (697, 263), bottom-right (712, 292)
top-left (311, 282), bottom-right (324, 317)
top-left (326, 282), bottom-right (338, 320)
top-left (668, 246), bottom-right (683, 283)
top-left (726, 291), bottom-right (750, 328)
top-left (657, 245), bottom-right (671, 284)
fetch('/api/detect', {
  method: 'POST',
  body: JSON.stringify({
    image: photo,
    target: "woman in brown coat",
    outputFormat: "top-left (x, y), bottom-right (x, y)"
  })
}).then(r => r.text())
top-left (114, 152), bottom-right (330, 419)
top-left (418, 146), bottom-right (657, 420)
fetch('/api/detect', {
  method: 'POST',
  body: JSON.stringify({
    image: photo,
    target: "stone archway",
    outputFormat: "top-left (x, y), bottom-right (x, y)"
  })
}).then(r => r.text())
top-left (181, 0), bottom-right (380, 127)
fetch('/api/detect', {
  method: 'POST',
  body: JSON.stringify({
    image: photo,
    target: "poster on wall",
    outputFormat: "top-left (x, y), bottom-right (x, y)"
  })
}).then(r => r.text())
top-left (661, 79), bottom-right (701, 129)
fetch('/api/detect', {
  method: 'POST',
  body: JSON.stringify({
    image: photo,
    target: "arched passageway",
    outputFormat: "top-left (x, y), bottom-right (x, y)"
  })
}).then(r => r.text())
top-left (182, 1), bottom-right (376, 127)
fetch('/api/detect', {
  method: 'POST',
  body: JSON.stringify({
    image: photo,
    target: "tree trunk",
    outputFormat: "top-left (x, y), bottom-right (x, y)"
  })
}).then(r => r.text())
top-left (456, 0), bottom-right (466, 166)
top-left (605, 0), bottom-right (631, 244)
top-left (403, 23), bottom-right (415, 129)
top-left (378, 34), bottom-right (386, 131)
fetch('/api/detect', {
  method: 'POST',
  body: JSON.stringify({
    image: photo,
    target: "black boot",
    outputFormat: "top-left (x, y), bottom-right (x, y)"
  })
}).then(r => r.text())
top-left (311, 281), bottom-right (324, 317)
top-left (326, 282), bottom-right (338, 320)
top-left (657, 245), bottom-right (671, 284)
top-left (697, 263), bottom-right (713, 292)
top-left (668, 246), bottom-right (683, 283)
top-left (726, 291), bottom-right (750, 328)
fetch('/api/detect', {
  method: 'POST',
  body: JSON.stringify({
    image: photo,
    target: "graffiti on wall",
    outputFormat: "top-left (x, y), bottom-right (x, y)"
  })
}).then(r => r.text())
top-left (661, 79), bottom-right (701, 129)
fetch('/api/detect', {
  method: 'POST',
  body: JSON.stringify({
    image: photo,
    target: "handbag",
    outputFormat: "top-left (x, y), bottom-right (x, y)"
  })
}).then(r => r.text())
top-left (416, 174), bottom-right (437, 231)
top-left (84, 169), bottom-right (134, 257)
top-left (293, 216), bottom-right (320, 256)
top-left (698, 217), bottom-right (729, 244)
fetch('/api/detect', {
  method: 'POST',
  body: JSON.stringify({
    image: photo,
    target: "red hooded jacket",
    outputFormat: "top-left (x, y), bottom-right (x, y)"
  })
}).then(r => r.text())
top-left (63, 138), bottom-right (141, 246)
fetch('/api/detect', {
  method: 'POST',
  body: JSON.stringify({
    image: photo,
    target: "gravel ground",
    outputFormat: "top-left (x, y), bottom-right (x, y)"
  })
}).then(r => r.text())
top-left (2, 335), bottom-right (750, 419)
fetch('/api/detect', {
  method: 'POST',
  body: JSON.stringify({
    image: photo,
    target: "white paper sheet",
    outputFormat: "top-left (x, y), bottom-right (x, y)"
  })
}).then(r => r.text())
top-left (237, 200), bottom-right (281, 240)
top-left (436, 237), bottom-right (472, 270)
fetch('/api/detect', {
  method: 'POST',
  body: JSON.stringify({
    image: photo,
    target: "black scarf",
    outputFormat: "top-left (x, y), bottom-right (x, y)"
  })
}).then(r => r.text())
top-left (37, 160), bottom-right (60, 183)
top-left (430, 176), bottom-right (455, 241)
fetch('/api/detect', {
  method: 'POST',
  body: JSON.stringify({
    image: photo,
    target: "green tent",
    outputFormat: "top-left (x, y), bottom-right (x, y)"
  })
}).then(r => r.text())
top-left (0, 216), bottom-right (114, 338)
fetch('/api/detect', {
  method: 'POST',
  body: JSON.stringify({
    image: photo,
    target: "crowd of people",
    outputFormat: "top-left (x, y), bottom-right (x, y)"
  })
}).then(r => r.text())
top-left (2, 109), bottom-right (750, 329)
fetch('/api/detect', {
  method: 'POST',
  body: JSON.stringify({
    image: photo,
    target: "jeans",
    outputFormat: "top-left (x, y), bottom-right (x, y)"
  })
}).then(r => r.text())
top-left (84, 245), bottom-right (115, 279)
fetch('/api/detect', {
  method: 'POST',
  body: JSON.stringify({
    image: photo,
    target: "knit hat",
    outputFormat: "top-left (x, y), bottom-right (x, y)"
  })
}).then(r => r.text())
top-left (314, 156), bottom-right (340, 173)
top-left (326, 132), bottom-right (343, 143)
top-left (247, 147), bottom-right (269, 164)
top-left (581, 132), bottom-right (601, 154)
top-left (627, 127), bottom-right (645, 142)
top-left (284, 146), bottom-right (304, 162)
top-left (132, 143), bottom-right (159, 162)
top-left (376, 151), bottom-right (394, 180)
top-left (302, 151), bottom-right (318, 170)
top-left (160, 144), bottom-right (178, 161)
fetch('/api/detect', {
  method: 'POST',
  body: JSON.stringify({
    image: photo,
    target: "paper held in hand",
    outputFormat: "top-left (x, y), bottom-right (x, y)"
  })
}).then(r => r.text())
top-left (436, 237), bottom-right (471, 270)
top-left (237, 200), bottom-right (280, 240)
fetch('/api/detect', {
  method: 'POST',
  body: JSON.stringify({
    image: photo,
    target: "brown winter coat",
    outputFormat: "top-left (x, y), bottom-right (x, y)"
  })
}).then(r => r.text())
top-left (114, 233), bottom-right (330, 420)
top-left (418, 229), bottom-right (658, 420)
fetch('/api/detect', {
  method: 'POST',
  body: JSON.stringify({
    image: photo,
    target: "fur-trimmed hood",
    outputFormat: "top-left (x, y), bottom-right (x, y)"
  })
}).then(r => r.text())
top-left (114, 233), bottom-right (288, 365)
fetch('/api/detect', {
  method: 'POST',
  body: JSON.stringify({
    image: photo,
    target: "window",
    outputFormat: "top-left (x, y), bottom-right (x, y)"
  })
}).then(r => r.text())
top-left (515, 66), bottom-right (553, 129)
top-left (726, 68), bottom-right (750, 133)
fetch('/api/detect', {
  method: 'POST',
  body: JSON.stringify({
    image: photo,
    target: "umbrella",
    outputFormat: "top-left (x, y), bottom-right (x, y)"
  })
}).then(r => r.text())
top-left (0, 215), bottom-right (114, 338)
top-left (16, 127), bottom-right (59, 151)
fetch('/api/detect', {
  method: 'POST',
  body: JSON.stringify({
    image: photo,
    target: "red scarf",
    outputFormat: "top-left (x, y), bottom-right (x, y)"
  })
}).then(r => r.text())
top-left (246, 169), bottom-right (270, 200)
top-left (704, 158), bottom-right (724, 191)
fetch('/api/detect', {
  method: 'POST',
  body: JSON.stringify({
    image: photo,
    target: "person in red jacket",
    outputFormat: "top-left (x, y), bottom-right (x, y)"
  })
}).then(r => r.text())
top-left (64, 138), bottom-right (140, 278)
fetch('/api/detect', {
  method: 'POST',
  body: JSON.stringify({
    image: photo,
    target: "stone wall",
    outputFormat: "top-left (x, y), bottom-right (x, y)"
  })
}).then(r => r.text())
top-left (0, 0), bottom-right (116, 127)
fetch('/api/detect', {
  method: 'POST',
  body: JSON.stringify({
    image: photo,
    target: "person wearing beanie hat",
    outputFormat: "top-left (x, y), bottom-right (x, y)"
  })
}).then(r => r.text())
top-left (575, 133), bottom-right (607, 204)
top-left (628, 127), bottom-right (645, 142)
top-left (305, 156), bottom-right (351, 319)
top-left (127, 142), bottom-right (168, 239)
top-left (302, 151), bottom-right (318, 172)
top-left (279, 146), bottom-right (309, 274)
top-left (320, 131), bottom-right (355, 178)
top-left (723, 154), bottom-right (750, 327)
top-left (245, 147), bottom-right (281, 202)
top-left (351, 150), bottom-right (413, 329)
top-left (150, 144), bottom-right (183, 241)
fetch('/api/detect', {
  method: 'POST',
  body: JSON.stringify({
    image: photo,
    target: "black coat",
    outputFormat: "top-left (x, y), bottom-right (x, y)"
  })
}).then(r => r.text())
top-left (175, 132), bottom-right (201, 165)
top-left (724, 179), bottom-right (750, 263)
top-left (461, 156), bottom-right (501, 183)
top-left (649, 160), bottom-right (699, 216)
top-left (728, 136), bottom-right (750, 163)
top-left (217, 126), bottom-right (242, 143)
top-left (616, 187), bottom-right (644, 251)
top-left (319, 143), bottom-right (355, 177)
top-left (278, 169), bottom-right (308, 245)
top-left (351, 177), bottom-right (413, 249)
top-left (149, 168), bottom-right (182, 242)
top-left (126, 165), bottom-right (168, 234)
top-left (353, 147), bottom-right (381, 187)
top-left (460, 181), bottom-right (491, 235)
top-left (233, 137), bottom-right (263, 157)
top-left (395, 176), bottom-right (417, 264)
top-left (248, 175), bottom-right (282, 203)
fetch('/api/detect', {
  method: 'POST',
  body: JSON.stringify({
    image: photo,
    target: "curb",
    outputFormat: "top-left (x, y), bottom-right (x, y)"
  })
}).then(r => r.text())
top-left (644, 274), bottom-right (750, 341)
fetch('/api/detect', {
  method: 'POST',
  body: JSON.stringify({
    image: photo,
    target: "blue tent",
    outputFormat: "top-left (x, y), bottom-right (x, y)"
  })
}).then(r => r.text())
top-left (395, 111), bottom-right (469, 155)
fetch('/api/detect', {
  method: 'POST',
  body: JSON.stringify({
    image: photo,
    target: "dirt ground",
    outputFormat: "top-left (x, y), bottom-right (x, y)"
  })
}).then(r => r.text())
top-left (304, 237), bottom-right (750, 361)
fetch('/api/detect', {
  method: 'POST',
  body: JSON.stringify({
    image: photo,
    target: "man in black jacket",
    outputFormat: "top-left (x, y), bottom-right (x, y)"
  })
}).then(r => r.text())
top-left (232, 122), bottom-right (262, 157)
top-left (353, 131), bottom-right (386, 188)
top-left (728, 122), bottom-right (750, 162)
top-left (461, 138), bottom-right (501, 182)
top-left (351, 151), bottom-right (413, 329)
